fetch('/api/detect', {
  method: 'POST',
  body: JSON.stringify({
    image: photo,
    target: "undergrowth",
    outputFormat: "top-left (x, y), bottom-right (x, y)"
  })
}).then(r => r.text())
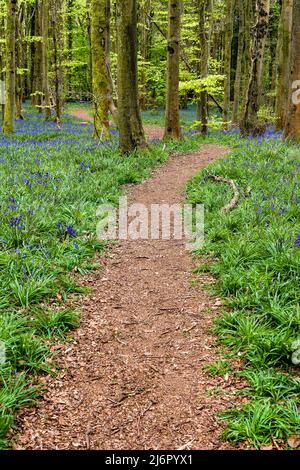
top-left (0, 105), bottom-right (200, 448)
top-left (186, 131), bottom-right (300, 448)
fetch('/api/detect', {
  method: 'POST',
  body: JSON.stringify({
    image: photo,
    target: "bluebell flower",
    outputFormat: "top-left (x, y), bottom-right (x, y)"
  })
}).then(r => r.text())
top-left (9, 216), bottom-right (22, 227)
top-left (66, 225), bottom-right (76, 237)
top-left (294, 234), bottom-right (300, 248)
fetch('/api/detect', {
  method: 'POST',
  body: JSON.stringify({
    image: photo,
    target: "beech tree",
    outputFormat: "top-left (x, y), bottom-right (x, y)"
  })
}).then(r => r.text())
top-left (232, 0), bottom-right (244, 124)
top-left (50, 0), bottom-right (64, 128)
top-left (117, 0), bottom-right (146, 154)
top-left (222, 0), bottom-right (234, 129)
top-left (41, 0), bottom-right (51, 120)
top-left (197, 0), bottom-right (212, 135)
top-left (240, 0), bottom-right (270, 135)
top-left (3, 0), bottom-right (17, 134)
top-left (164, 0), bottom-right (181, 139)
top-left (91, 0), bottom-right (110, 138)
top-left (276, 0), bottom-right (293, 130)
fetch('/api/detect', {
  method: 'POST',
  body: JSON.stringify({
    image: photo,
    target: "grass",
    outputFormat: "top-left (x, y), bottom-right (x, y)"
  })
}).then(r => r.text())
top-left (186, 130), bottom-right (300, 448)
top-left (0, 104), bottom-right (202, 448)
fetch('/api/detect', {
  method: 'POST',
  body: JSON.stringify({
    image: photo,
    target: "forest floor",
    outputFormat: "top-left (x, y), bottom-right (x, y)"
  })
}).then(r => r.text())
top-left (69, 107), bottom-right (165, 141)
top-left (14, 142), bottom-right (246, 450)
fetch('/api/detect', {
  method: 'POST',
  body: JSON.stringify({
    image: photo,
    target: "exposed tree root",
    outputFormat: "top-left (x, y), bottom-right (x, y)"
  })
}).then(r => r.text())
top-left (206, 174), bottom-right (240, 214)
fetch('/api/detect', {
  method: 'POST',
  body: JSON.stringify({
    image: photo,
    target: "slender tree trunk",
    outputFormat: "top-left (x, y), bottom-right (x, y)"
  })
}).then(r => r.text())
top-left (276, 0), bottom-right (293, 130)
top-left (91, 0), bottom-right (110, 138)
top-left (232, 0), bottom-right (244, 124)
top-left (86, 0), bottom-right (92, 90)
top-left (164, 0), bottom-right (181, 139)
top-left (50, 0), bottom-right (64, 128)
top-left (241, 0), bottom-right (252, 112)
top-left (284, 0), bottom-right (300, 141)
top-left (240, 0), bottom-right (270, 136)
top-left (66, 0), bottom-right (74, 96)
top-left (32, 0), bottom-right (43, 111)
top-left (0, 11), bottom-right (5, 122)
top-left (16, 3), bottom-right (25, 120)
top-left (222, 0), bottom-right (234, 129)
top-left (139, 0), bottom-right (151, 110)
top-left (104, 0), bottom-right (118, 126)
top-left (117, 0), bottom-right (146, 154)
top-left (3, 0), bottom-right (17, 134)
top-left (196, 0), bottom-right (212, 135)
top-left (42, 0), bottom-right (51, 120)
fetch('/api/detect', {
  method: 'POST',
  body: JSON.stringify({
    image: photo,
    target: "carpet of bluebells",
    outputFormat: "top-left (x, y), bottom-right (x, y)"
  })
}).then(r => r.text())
top-left (186, 129), bottom-right (300, 448)
top-left (1, 105), bottom-right (299, 448)
top-left (0, 107), bottom-right (196, 447)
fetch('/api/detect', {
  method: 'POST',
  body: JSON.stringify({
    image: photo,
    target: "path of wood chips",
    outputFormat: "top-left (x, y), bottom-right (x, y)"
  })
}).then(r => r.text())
top-left (14, 116), bottom-right (244, 450)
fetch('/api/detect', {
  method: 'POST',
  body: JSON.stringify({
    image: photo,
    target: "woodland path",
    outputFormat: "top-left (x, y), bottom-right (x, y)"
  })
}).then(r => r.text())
top-left (69, 107), bottom-right (165, 141)
top-left (15, 130), bottom-right (243, 449)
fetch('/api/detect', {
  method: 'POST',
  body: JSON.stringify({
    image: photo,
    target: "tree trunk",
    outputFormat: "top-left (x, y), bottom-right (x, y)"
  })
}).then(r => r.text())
top-left (42, 0), bottom-right (51, 120)
top-left (91, 0), bottom-right (110, 138)
top-left (0, 10), bottom-right (5, 122)
top-left (222, 0), bottom-right (234, 129)
top-left (104, 0), bottom-right (118, 126)
top-left (241, 0), bottom-right (253, 113)
top-left (240, 0), bottom-right (270, 136)
top-left (32, 0), bottom-right (43, 111)
top-left (50, 0), bottom-right (64, 128)
top-left (139, 0), bottom-right (151, 110)
top-left (66, 0), bottom-right (74, 96)
top-left (232, 0), bottom-right (244, 124)
top-left (276, 0), bottom-right (293, 130)
top-left (196, 0), bottom-right (212, 135)
top-left (164, 0), bottom-right (181, 139)
top-left (3, 0), bottom-right (17, 134)
top-left (284, 0), bottom-right (300, 141)
top-left (15, 1), bottom-right (24, 120)
top-left (117, 0), bottom-right (146, 154)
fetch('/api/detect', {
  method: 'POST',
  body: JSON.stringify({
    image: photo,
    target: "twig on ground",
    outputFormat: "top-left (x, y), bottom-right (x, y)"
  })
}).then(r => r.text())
top-left (206, 174), bottom-right (240, 214)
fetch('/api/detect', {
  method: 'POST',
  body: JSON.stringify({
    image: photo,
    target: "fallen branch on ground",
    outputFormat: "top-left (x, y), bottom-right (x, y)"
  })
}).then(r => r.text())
top-left (206, 174), bottom-right (240, 215)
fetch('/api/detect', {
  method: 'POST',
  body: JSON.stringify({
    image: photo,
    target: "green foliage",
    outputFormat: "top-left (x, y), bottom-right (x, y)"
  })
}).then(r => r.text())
top-left (219, 399), bottom-right (300, 448)
top-left (186, 132), bottom-right (300, 447)
top-left (179, 75), bottom-right (225, 100)
top-left (203, 360), bottom-right (232, 377)
top-left (0, 104), bottom-right (201, 447)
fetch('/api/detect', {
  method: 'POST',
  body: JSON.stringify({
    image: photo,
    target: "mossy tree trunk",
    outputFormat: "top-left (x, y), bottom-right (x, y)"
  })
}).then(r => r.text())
top-left (66, 0), bottom-right (74, 96)
top-left (117, 0), bottom-right (146, 154)
top-left (42, 0), bottom-right (51, 120)
top-left (241, 0), bottom-right (253, 111)
top-left (284, 0), bottom-right (300, 141)
top-left (3, 0), bottom-right (17, 135)
top-left (276, 0), bottom-right (293, 130)
top-left (197, 0), bottom-right (212, 135)
top-left (139, 0), bottom-right (151, 110)
top-left (232, 0), bottom-right (244, 124)
top-left (32, 0), bottom-right (43, 111)
top-left (0, 9), bottom-right (5, 122)
top-left (91, 0), bottom-right (110, 139)
top-left (50, 0), bottom-right (64, 128)
top-left (164, 0), bottom-right (181, 139)
top-left (15, 1), bottom-right (24, 120)
top-left (240, 0), bottom-right (270, 136)
top-left (222, 0), bottom-right (234, 129)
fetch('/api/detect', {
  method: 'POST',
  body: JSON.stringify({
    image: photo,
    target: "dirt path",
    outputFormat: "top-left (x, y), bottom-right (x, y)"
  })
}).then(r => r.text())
top-left (15, 144), bottom-right (243, 450)
top-left (69, 107), bottom-right (165, 141)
